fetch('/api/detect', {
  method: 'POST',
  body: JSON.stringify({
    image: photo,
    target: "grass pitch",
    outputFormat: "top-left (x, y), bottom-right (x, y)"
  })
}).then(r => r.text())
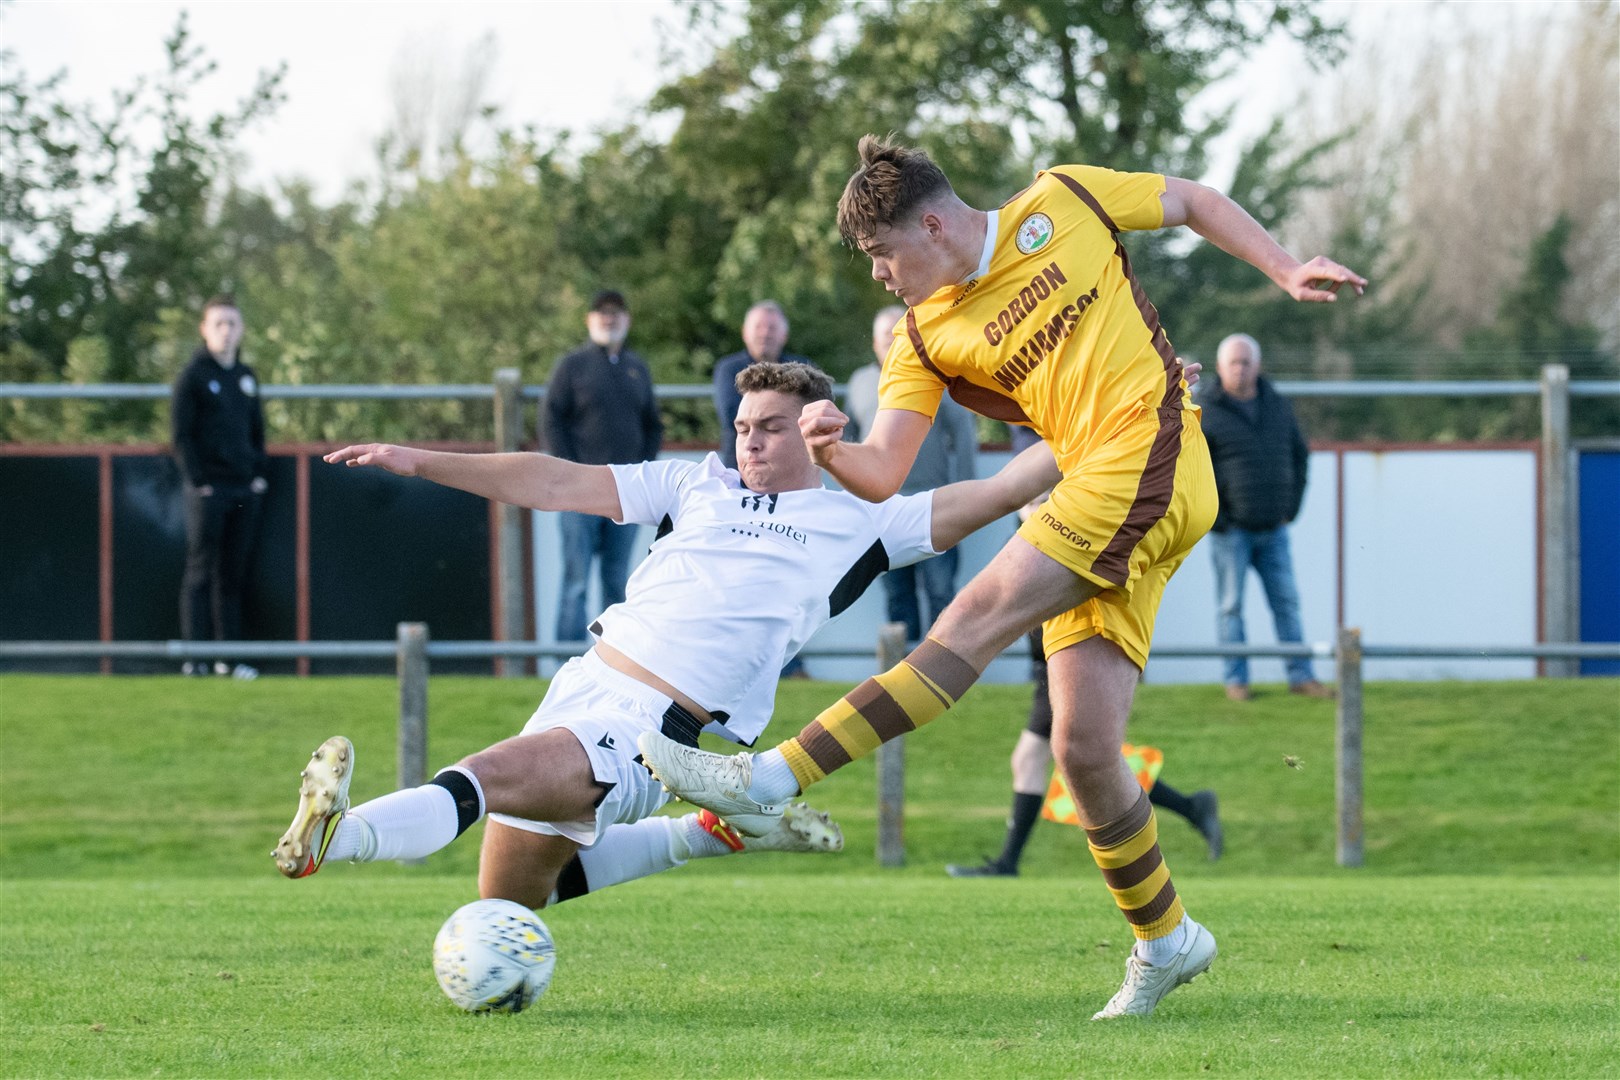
top-left (2, 674), bottom-right (1617, 1078)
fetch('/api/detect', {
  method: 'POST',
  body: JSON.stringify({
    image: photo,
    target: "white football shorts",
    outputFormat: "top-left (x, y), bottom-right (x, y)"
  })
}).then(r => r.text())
top-left (486, 650), bottom-right (681, 846)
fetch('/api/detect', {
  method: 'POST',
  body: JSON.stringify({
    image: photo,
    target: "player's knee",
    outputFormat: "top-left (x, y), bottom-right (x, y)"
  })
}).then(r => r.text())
top-left (1052, 727), bottom-right (1119, 777)
top-left (457, 733), bottom-right (561, 808)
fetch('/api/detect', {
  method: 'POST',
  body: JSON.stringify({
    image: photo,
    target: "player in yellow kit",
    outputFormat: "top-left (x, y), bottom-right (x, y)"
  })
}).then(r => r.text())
top-left (640, 135), bottom-right (1366, 1019)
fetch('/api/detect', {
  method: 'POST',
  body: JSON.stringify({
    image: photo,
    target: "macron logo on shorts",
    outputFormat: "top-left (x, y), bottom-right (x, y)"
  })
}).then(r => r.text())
top-left (1039, 510), bottom-right (1092, 550)
top-left (596, 734), bottom-right (616, 750)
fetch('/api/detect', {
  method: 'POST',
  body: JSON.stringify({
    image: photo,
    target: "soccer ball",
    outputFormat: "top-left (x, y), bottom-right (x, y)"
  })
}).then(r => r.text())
top-left (432, 899), bottom-right (557, 1013)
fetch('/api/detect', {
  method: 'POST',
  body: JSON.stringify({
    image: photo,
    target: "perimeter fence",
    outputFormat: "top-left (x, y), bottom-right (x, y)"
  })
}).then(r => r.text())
top-left (4, 365), bottom-right (1616, 675)
top-left (3, 626), bottom-right (1617, 873)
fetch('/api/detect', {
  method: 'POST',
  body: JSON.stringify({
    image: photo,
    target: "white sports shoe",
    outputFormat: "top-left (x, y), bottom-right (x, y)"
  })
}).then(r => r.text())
top-left (747, 802), bottom-right (843, 853)
top-left (637, 730), bottom-right (783, 836)
top-left (694, 803), bottom-right (842, 854)
top-left (271, 736), bottom-right (354, 878)
top-left (1091, 920), bottom-right (1217, 1020)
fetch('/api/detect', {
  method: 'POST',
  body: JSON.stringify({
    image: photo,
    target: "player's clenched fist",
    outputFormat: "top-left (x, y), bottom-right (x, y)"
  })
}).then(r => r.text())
top-left (799, 400), bottom-right (848, 465)
top-left (324, 443), bottom-right (424, 476)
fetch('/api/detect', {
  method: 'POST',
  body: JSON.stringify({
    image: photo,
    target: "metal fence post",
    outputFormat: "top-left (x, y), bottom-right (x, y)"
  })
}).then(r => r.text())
top-left (875, 622), bottom-right (908, 868)
top-left (397, 621), bottom-right (429, 791)
top-left (493, 368), bottom-right (527, 677)
top-left (1540, 364), bottom-right (1577, 677)
top-left (1335, 626), bottom-right (1364, 868)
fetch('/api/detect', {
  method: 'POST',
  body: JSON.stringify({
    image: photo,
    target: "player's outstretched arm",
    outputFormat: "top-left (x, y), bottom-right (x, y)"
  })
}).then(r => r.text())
top-left (802, 401), bottom-right (931, 502)
top-left (928, 439), bottom-right (1061, 551)
top-left (1160, 177), bottom-right (1367, 303)
top-left (323, 444), bottom-right (622, 518)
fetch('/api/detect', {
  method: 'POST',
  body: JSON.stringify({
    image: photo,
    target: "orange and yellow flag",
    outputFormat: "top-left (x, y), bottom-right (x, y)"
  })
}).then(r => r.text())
top-left (1041, 743), bottom-right (1164, 826)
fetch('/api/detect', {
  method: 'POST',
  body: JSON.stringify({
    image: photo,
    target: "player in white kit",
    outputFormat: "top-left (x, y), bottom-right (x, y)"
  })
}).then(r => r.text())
top-left (272, 362), bottom-right (1066, 910)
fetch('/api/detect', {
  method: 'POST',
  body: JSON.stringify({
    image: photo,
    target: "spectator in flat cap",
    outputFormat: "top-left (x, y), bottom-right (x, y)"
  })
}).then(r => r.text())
top-left (546, 289), bottom-right (663, 642)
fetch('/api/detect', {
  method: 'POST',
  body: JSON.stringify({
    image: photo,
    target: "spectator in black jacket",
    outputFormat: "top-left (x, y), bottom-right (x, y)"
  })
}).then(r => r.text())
top-left (171, 294), bottom-right (266, 679)
top-left (1200, 333), bottom-right (1331, 701)
top-left (546, 290), bottom-right (663, 642)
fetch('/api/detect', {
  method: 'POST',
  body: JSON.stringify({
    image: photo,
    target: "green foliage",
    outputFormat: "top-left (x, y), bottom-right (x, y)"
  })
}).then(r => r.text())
top-left (1142, 117), bottom-right (1371, 363)
top-left (1286, 212), bottom-right (1619, 442)
top-left (2, 3), bottom-right (1611, 448)
top-left (0, 14), bottom-right (283, 385)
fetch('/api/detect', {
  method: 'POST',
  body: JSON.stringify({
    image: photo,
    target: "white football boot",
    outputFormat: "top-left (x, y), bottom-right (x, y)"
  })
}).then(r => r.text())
top-left (271, 736), bottom-right (354, 878)
top-left (1091, 919), bottom-right (1217, 1020)
top-left (697, 803), bottom-right (843, 854)
top-left (637, 730), bottom-right (783, 836)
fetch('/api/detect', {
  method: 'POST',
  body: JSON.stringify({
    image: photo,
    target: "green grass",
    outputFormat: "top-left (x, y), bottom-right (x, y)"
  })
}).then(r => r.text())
top-left (2, 675), bottom-right (1618, 1078)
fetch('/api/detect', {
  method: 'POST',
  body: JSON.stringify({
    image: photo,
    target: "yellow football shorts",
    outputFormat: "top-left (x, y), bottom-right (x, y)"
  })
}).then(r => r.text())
top-left (1016, 408), bottom-right (1217, 668)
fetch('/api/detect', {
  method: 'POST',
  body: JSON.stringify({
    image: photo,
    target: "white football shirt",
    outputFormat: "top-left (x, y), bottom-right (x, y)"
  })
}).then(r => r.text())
top-left (596, 454), bottom-right (937, 744)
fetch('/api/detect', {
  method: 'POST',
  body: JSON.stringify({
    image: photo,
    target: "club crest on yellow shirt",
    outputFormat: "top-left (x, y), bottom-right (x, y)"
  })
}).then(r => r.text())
top-left (1015, 212), bottom-right (1054, 255)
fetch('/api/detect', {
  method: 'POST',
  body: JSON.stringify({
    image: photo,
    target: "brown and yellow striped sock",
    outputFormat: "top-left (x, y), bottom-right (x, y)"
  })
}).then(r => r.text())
top-left (777, 637), bottom-right (980, 790)
top-left (1086, 788), bottom-right (1185, 942)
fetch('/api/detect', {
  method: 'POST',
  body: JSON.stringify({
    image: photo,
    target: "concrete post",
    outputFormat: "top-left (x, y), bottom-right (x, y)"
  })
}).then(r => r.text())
top-left (493, 368), bottom-right (527, 677)
top-left (1540, 364), bottom-right (1577, 677)
top-left (875, 622), bottom-right (908, 868)
top-left (1335, 626), bottom-right (1364, 868)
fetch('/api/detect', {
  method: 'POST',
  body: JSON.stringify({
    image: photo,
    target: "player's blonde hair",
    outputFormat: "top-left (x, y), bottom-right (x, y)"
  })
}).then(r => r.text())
top-left (735, 361), bottom-right (834, 407)
top-left (836, 134), bottom-right (953, 247)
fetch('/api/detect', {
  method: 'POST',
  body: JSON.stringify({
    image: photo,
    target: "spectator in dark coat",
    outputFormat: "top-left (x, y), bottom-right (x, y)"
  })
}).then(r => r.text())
top-left (546, 289), bottom-right (663, 641)
top-left (1199, 333), bottom-right (1330, 700)
top-left (171, 294), bottom-right (267, 680)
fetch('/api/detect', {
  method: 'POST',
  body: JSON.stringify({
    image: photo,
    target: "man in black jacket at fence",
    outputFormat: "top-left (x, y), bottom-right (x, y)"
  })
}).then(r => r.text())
top-left (171, 294), bottom-right (267, 679)
top-left (1199, 333), bottom-right (1331, 701)
top-left (545, 289), bottom-right (664, 642)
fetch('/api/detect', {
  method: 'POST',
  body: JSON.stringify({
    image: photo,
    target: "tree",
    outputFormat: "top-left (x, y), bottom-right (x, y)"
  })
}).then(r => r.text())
top-left (617, 0), bottom-right (1345, 385)
top-left (0, 12), bottom-right (283, 440)
top-left (1282, 1), bottom-right (1619, 358)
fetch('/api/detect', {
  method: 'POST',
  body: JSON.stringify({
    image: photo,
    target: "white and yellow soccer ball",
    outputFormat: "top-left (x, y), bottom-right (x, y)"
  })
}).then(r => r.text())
top-left (432, 899), bottom-right (557, 1013)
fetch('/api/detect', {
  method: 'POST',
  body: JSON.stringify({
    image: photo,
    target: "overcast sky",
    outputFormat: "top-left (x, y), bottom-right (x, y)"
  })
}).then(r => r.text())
top-left (2, 0), bottom-right (680, 200)
top-left (1, 0), bottom-right (1539, 203)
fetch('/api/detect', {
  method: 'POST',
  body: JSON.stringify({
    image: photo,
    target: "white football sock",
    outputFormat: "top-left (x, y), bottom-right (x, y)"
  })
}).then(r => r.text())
top-left (322, 813), bottom-right (376, 863)
top-left (679, 813), bottom-right (741, 859)
top-left (549, 814), bottom-right (740, 905)
top-left (330, 783), bottom-right (464, 863)
top-left (745, 748), bottom-right (800, 803)
top-left (574, 816), bottom-right (685, 891)
top-left (1135, 915), bottom-right (1191, 966)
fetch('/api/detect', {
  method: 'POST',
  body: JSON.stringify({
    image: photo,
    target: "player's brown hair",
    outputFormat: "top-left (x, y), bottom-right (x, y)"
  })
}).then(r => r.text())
top-left (201, 293), bottom-right (240, 316)
top-left (735, 361), bottom-right (835, 407)
top-left (836, 134), bottom-right (954, 247)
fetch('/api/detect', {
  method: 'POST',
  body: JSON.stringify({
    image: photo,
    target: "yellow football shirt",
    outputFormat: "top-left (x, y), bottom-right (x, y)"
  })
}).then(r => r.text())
top-left (876, 165), bottom-right (1194, 472)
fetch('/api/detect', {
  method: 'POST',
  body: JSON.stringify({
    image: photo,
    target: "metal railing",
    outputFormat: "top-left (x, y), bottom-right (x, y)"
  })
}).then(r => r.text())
top-left (3, 379), bottom-right (1616, 401)
top-left (6, 364), bottom-right (1615, 674)
top-left (0, 382), bottom-right (720, 401)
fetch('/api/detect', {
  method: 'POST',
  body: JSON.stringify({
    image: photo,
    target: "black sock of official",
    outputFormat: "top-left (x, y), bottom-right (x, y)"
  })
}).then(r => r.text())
top-left (1147, 780), bottom-right (1197, 826)
top-left (994, 792), bottom-right (1046, 871)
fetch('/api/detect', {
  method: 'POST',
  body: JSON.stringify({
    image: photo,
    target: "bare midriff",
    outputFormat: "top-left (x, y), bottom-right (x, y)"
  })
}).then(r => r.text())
top-left (591, 642), bottom-right (713, 725)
